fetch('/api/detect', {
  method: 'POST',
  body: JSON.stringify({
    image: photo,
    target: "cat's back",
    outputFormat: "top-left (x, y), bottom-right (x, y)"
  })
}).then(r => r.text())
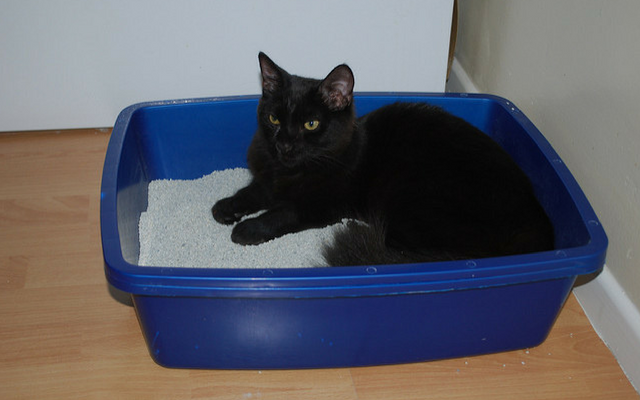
top-left (358, 102), bottom-right (516, 178)
top-left (350, 101), bottom-right (554, 259)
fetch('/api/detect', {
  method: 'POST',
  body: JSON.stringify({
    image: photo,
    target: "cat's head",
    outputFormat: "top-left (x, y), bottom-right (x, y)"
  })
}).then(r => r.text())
top-left (256, 52), bottom-right (355, 169)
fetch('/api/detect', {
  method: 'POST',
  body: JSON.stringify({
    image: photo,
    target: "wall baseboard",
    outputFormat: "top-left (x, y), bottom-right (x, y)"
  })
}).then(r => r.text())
top-left (447, 57), bottom-right (640, 393)
top-left (574, 267), bottom-right (640, 392)
top-left (446, 57), bottom-right (480, 93)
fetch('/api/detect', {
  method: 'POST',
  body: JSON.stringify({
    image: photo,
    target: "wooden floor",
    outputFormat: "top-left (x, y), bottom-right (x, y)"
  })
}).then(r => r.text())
top-left (0, 129), bottom-right (637, 399)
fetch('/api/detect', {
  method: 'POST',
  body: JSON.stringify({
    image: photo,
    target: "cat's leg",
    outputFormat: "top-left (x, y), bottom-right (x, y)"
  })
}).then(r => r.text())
top-left (211, 180), bottom-right (270, 224)
top-left (230, 206), bottom-right (302, 245)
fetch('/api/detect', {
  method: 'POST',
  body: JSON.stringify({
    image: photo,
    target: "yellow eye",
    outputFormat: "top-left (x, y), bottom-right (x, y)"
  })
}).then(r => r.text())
top-left (304, 120), bottom-right (320, 131)
top-left (269, 114), bottom-right (280, 125)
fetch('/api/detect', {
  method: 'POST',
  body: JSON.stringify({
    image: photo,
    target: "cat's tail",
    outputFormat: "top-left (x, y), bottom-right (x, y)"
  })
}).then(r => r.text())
top-left (322, 217), bottom-right (456, 267)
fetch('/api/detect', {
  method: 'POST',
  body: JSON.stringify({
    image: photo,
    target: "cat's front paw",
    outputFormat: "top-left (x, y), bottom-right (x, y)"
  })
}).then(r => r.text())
top-left (212, 197), bottom-right (244, 225)
top-left (231, 219), bottom-right (273, 245)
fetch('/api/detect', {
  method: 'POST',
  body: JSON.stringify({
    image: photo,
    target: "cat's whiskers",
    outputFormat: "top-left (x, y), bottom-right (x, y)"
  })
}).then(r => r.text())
top-left (306, 151), bottom-right (353, 175)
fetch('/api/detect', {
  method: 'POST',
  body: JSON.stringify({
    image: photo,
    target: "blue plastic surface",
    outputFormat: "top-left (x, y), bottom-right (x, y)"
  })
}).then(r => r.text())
top-left (100, 93), bottom-right (607, 369)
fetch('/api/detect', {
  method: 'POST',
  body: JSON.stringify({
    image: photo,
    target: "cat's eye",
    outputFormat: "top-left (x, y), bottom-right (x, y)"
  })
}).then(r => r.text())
top-left (268, 114), bottom-right (280, 125)
top-left (304, 120), bottom-right (320, 131)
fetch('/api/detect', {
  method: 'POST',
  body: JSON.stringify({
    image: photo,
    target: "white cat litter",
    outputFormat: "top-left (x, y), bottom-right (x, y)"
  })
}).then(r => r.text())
top-left (138, 168), bottom-right (345, 269)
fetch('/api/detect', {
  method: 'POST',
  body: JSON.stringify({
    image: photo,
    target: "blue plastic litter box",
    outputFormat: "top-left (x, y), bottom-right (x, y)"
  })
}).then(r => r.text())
top-left (100, 93), bottom-right (607, 369)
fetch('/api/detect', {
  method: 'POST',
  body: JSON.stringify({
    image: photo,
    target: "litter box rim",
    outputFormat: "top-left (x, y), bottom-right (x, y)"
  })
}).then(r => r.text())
top-left (100, 93), bottom-right (607, 299)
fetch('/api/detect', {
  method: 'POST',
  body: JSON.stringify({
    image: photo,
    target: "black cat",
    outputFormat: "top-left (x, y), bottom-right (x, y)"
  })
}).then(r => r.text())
top-left (212, 52), bottom-right (554, 266)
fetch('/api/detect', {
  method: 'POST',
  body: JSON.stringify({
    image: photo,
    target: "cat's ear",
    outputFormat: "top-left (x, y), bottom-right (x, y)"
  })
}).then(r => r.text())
top-left (258, 52), bottom-right (284, 94)
top-left (320, 64), bottom-right (354, 111)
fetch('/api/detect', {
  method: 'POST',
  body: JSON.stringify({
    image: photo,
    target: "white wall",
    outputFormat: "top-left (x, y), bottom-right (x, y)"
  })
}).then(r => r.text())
top-left (0, 0), bottom-right (453, 132)
top-left (452, 0), bottom-right (640, 390)
top-left (455, 0), bottom-right (640, 312)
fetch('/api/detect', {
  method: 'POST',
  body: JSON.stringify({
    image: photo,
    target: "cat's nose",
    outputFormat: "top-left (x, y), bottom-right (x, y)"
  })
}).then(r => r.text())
top-left (276, 142), bottom-right (293, 154)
